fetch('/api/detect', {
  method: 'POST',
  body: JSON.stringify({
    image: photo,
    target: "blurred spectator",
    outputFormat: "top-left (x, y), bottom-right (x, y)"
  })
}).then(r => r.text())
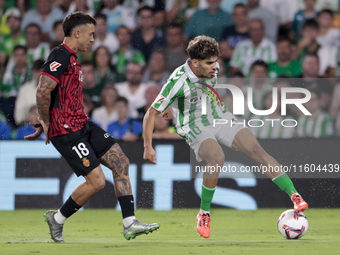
top-left (230, 19), bottom-right (277, 76)
top-left (297, 0), bottom-right (338, 12)
top-left (296, 53), bottom-right (333, 111)
top-left (184, 0), bottom-right (233, 41)
top-left (154, 10), bottom-right (166, 30)
top-left (296, 88), bottom-right (335, 138)
top-left (0, 0), bottom-right (11, 37)
top-left (66, 0), bottom-right (95, 17)
top-left (228, 70), bottom-right (246, 90)
top-left (21, 0), bottom-right (64, 42)
top-left (217, 57), bottom-right (228, 84)
top-left (83, 93), bottom-right (95, 118)
top-left (136, 84), bottom-right (160, 122)
top-left (291, 19), bottom-right (336, 77)
top-left (329, 84), bottom-right (340, 119)
top-left (1, 45), bottom-right (31, 99)
top-left (219, 4), bottom-right (249, 61)
top-left (16, 105), bottom-right (45, 140)
top-left (249, 91), bottom-right (295, 139)
top-left (53, 0), bottom-right (73, 14)
top-left (93, 46), bottom-right (116, 87)
top-left (290, 0), bottom-right (318, 42)
top-left (131, 6), bottom-right (166, 62)
top-left (268, 37), bottom-right (302, 78)
top-left (152, 114), bottom-right (182, 139)
top-left (14, 59), bottom-right (44, 125)
top-left (247, 0), bottom-right (279, 42)
top-left (92, 13), bottom-right (119, 54)
top-left (81, 60), bottom-right (103, 107)
top-left (165, 0), bottom-right (206, 24)
top-left (102, 0), bottom-right (135, 34)
top-left (111, 25), bottom-right (145, 83)
top-left (317, 9), bottom-right (340, 48)
top-left (0, 7), bottom-right (26, 67)
top-left (164, 23), bottom-right (186, 73)
top-left (107, 96), bottom-right (143, 142)
top-left (0, 118), bottom-right (11, 139)
top-left (248, 60), bottom-right (272, 110)
top-left (25, 23), bottom-right (50, 65)
top-left (92, 86), bottom-right (118, 131)
top-left (142, 51), bottom-right (170, 87)
top-left (51, 20), bottom-right (64, 47)
top-left (115, 62), bottom-right (150, 118)
top-left (260, 0), bottom-right (299, 37)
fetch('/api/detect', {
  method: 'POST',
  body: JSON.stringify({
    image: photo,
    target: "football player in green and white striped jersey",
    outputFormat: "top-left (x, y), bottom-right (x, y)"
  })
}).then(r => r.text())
top-left (143, 36), bottom-right (308, 239)
top-left (297, 89), bottom-right (335, 138)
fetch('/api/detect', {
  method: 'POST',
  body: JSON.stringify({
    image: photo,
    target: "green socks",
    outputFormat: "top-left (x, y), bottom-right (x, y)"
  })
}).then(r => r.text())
top-left (272, 173), bottom-right (297, 197)
top-left (200, 184), bottom-right (216, 211)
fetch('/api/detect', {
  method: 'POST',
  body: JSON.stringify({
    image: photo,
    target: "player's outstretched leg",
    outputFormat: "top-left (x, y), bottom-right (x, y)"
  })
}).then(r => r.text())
top-left (196, 139), bottom-right (225, 238)
top-left (44, 210), bottom-right (65, 243)
top-left (100, 143), bottom-right (160, 240)
top-left (232, 128), bottom-right (308, 212)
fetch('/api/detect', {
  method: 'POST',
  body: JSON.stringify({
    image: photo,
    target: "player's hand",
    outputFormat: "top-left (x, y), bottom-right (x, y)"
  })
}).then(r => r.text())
top-left (143, 146), bottom-right (157, 164)
top-left (38, 117), bottom-right (50, 144)
top-left (24, 122), bottom-right (44, 141)
top-left (298, 36), bottom-right (311, 48)
top-left (162, 108), bottom-right (173, 120)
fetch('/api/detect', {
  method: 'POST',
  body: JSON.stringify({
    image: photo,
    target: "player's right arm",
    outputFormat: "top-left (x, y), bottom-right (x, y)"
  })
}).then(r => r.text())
top-left (143, 107), bottom-right (161, 164)
top-left (36, 75), bottom-right (58, 144)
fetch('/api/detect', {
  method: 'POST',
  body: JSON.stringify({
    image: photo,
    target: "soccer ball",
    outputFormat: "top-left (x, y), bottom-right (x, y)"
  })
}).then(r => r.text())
top-left (277, 209), bottom-right (308, 239)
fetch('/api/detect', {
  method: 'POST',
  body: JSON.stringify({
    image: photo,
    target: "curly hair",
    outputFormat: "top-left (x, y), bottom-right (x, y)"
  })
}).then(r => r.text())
top-left (186, 35), bottom-right (220, 60)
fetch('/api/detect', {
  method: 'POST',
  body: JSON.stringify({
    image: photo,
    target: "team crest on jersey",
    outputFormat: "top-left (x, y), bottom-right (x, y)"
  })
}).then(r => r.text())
top-left (50, 61), bottom-right (61, 72)
top-left (82, 157), bottom-right (90, 167)
top-left (79, 70), bottom-right (83, 82)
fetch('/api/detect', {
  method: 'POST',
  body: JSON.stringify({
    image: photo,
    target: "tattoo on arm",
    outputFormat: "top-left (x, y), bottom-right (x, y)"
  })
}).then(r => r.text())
top-left (36, 75), bottom-right (58, 124)
top-left (99, 143), bottom-right (132, 197)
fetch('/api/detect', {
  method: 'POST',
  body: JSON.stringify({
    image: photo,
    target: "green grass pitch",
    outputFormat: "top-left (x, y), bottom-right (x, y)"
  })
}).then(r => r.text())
top-left (0, 209), bottom-right (339, 255)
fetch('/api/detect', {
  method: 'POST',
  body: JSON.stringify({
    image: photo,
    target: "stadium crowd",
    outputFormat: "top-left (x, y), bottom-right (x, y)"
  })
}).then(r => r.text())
top-left (1, 0), bottom-right (340, 140)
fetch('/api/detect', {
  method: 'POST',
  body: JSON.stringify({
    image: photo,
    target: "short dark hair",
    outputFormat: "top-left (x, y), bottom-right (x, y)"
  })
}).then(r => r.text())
top-left (63, 12), bottom-right (96, 37)
top-left (251, 60), bottom-right (268, 71)
top-left (13, 45), bottom-right (27, 54)
top-left (229, 70), bottom-right (245, 78)
top-left (167, 22), bottom-right (183, 31)
top-left (186, 35), bottom-right (220, 60)
top-left (33, 59), bottom-right (45, 71)
top-left (234, 3), bottom-right (247, 12)
top-left (318, 9), bottom-right (334, 18)
top-left (53, 20), bottom-right (63, 30)
top-left (115, 25), bottom-right (130, 35)
top-left (276, 36), bottom-right (292, 45)
top-left (137, 6), bottom-right (154, 16)
top-left (304, 52), bottom-right (320, 63)
top-left (115, 96), bottom-right (128, 106)
top-left (25, 23), bottom-right (41, 34)
top-left (94, 13), bottom-right (107, 22)
top-left (302, 19), bottom-right (319, 30)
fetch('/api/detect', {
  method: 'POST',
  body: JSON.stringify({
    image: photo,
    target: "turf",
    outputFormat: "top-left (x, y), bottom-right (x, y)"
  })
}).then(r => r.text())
top-left (0, 209), bottom-right (339, 255)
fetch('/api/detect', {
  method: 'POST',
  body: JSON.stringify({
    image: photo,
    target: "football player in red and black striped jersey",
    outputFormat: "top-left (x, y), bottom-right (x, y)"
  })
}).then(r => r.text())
top-left (25, 12), bottom-right (159, 243)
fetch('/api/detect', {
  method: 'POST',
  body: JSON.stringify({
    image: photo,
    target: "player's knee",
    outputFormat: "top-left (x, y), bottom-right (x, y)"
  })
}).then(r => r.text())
top-left (93, 177), bottom-right (106, 192)
top-left (209, 153), bottom-right (225, 166)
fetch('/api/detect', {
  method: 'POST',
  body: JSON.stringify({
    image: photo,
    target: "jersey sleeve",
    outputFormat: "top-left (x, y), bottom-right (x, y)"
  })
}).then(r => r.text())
top-left (41, 48), bottom-right (70, 84)
top-left (152, 77), bottom-right (184, 112)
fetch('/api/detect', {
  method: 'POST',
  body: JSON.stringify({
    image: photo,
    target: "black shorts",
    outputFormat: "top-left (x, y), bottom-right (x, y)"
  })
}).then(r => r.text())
top-left (51, 121), bottom-right (116, 176)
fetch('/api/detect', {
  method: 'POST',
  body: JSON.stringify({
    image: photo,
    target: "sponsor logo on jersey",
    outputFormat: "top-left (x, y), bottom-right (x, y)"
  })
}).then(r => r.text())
top-left (79, 70), bottom-right (83, 82)
top-left (157, 96), bottom-right (165, 103)
top-left (104, 133), bottom-right (110, 138)
top-left (50, 61), bottom-right (61, 72)
top-left (82, 157), bottom-right (90, 167)
top-left (189, 96), bottom-right (199, 103)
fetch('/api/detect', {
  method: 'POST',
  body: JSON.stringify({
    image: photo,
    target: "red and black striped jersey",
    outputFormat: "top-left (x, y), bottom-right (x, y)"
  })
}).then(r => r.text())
top-left (41, 43), bottom-right (89, 138)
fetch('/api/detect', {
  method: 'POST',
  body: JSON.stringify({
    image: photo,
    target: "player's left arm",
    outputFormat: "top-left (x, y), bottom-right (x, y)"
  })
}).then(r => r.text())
top-left (34, 75), bottom-right (57, 144)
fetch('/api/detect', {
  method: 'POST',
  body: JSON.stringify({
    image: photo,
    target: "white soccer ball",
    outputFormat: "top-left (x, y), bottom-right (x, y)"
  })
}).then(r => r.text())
top-left (277, 209), bottom-right (308, 239)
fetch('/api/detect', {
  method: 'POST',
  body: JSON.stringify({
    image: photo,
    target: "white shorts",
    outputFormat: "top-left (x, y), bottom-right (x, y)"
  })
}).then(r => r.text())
top-left (186, 112), bottom-right (247, 162)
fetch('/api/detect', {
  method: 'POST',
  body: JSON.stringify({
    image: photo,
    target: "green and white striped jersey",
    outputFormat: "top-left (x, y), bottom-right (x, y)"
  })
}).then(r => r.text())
top-left (297, 111), bottom-right (335, 138)
top-left (248, 115), bottom-right (295, 139)
top-left (152, 59), bottom-right (229, 139)
top-left (230, 38), bottom-right (277, 76)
